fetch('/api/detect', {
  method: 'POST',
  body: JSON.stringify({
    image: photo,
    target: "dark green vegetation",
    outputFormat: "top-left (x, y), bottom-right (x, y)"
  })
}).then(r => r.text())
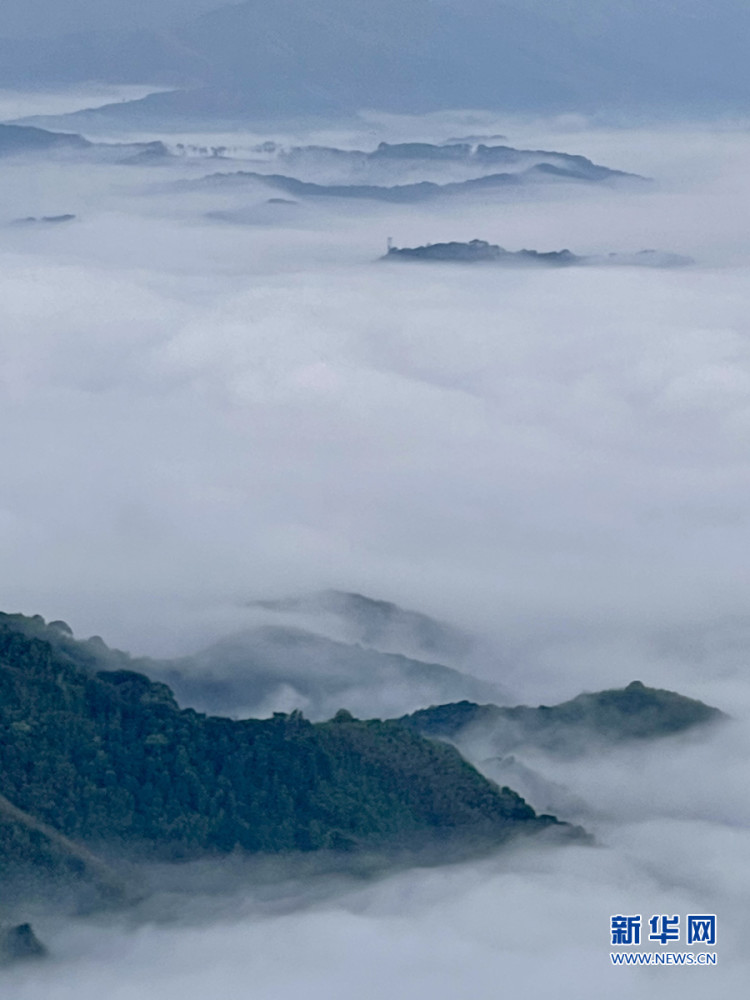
top-left (0, 614), bottom-right (557, 885)
top-left (385, 240), bottom-right (579, 265)
top-left (399, 682), bottom-right (724, 756)
top-left (384, 241), bottom-right (691, 269)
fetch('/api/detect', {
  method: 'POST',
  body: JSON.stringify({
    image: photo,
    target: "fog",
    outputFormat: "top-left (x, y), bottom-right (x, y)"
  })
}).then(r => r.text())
top-left (1, 96), bottom-right (749, 995)
top-left (2, 113), bottom-right (750, 687)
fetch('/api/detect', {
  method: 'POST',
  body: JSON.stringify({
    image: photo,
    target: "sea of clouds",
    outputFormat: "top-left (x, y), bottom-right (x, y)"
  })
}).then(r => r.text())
top-left (1, 98), bottom-right (749, 996)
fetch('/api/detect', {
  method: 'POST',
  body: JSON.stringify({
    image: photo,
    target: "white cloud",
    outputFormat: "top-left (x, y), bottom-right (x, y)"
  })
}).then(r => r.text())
top-left (1, 110), bottom-right (749, 998)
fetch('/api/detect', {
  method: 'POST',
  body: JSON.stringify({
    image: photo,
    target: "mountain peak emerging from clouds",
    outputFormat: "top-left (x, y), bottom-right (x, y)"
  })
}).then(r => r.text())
top-left (399, 682), bottom-right (725, 757)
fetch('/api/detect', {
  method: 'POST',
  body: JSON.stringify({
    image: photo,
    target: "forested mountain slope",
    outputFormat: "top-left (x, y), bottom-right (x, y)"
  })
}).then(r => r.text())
top-left (0, 615), bottom-right (556, 877)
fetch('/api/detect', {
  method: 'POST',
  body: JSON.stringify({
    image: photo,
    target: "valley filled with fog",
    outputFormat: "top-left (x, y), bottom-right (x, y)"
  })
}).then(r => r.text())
top-left (1, 83), bottom-right (749, 997)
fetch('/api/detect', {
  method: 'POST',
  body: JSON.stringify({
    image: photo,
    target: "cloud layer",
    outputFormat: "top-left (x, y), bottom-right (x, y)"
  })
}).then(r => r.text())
top-left (1, 108), bottom-right (748, 997)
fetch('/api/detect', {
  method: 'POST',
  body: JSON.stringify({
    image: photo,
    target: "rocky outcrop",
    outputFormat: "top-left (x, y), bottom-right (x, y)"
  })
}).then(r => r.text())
top-left (0, 923), bottom-right (47, 966)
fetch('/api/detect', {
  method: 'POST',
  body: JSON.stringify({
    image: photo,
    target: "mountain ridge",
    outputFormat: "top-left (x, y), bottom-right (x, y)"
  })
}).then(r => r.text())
top-left (398, 681), bottom-right (725, 756)
top-left (0, 613), bottom-right (560, 893)
top-left (3, 1), bottom-right (749, 122)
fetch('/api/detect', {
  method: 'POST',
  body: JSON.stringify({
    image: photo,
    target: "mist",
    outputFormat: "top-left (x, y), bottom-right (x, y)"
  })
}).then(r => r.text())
top-left (1, 90), bottom-right (749, 995)
top-left (2, 113), bottom-right (750, 684)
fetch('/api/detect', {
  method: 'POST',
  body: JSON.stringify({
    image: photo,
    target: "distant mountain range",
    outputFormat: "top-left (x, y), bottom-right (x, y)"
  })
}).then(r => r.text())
top-left (2, 0), bottom-right (749, 123)
top-left (178, 139), bottom-right (638, 210)
top-left (0, 129), bottom-right (634, 208)
top-left (197, 164), bottom-right (631, 203)
top-left (216, 141), bottom-right (638, 186)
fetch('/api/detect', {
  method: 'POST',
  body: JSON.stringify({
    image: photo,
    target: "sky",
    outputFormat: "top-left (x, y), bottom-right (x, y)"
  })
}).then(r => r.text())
top-left (0, 1), bottom-right (227, 37)
top-left (1, 89), bottom-right (749, 996)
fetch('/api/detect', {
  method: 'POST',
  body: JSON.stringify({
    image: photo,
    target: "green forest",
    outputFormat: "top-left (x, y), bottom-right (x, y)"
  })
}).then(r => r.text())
top-left (0, 616), bottom-right (554, 874)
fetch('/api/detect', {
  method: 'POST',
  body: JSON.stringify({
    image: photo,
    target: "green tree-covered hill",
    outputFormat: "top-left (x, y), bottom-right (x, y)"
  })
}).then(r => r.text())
top-left (0, 615), bottom-right (556, 879)
top-left (398, 682), bottom-right (724, 756)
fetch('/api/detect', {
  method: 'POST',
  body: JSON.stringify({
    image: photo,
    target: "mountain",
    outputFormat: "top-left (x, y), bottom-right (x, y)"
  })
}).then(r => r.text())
top-left (386, 240), bottom-right (581, 265)
top-left (11, 214), bottom-right (76, 225)
top-left (3, 0), bottom-right (750, 122)
top-left (196, 164), bottom-right (625, 203)
top-left (156, 624), bottom-right (502, 721)
top-left (398, 682), bottom-right (725, 756)
top-left (0, 614), bottom-right (558, 890)
top-left (0, 123), bottom-right (171, 165)
top-left (383, 240), bottom-right (692, 269)
top-left (177, 0), bottom-right (583, 111)
top-left (250, 590), bottom-right (474, 663)
top-left (273, 142), bottom-right (635, 185)
top-left (0, 123), bottom-right (90, 157)
top-left (0, 789), bottom-right (129, 903)
top-left (0, 597), bottom-right (503, 722)
top-left (178, 140), bottom-right (636, 206)
top-left (153, 590), bottom-right (502, 720)
top-left (0, 923), bottom-right (47, 967)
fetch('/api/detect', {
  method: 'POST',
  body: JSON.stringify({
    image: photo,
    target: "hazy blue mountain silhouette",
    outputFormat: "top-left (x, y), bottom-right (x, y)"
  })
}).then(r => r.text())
top-left (5, 1), bottom-right (750, 123)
